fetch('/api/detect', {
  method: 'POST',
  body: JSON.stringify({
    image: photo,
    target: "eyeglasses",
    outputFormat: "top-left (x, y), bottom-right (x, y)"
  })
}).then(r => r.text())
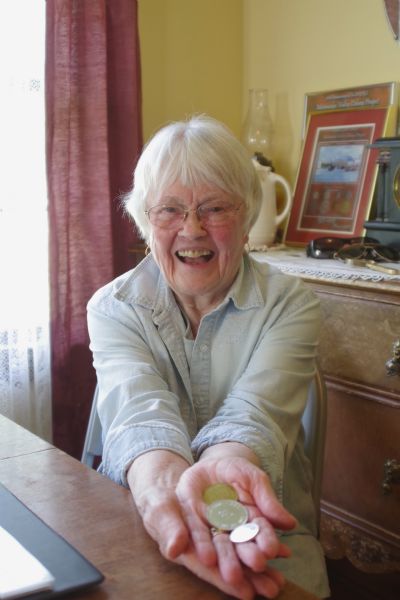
top-left (335, 242), bottom-right (400, 263)
top-left (306, 236), bottom-right (380, 259)
top-left (145, 199), bottom-right (243, 229)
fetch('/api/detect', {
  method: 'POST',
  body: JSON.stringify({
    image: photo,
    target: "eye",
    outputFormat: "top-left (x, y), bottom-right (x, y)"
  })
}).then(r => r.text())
top-left (201, 202), bottom-right (229, 215)
top-left (208, 205), bottom-right (225, 213)
top-left (149, 204), bottom-right (184, 220)
top-left (159, 205), bottom-right (182, 215)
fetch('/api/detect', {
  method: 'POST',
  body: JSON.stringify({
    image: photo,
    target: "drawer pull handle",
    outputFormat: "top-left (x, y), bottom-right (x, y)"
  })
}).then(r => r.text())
top-left (385, 339), bottom-right (400, 376)
top-left (382, 458), bottom-right (400, 494)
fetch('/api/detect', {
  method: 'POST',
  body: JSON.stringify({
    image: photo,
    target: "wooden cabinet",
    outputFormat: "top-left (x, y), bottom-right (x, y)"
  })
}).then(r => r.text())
top-left (253, 251), bottom-right (400, 599)
top-left (310, 279), bottom-right (400, 597)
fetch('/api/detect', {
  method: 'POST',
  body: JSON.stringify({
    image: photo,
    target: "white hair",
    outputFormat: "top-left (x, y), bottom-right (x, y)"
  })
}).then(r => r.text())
top-left (124, 114), bottom-right (262, 242)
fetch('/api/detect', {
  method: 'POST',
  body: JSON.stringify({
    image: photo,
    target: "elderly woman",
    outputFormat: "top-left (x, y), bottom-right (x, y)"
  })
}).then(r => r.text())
top-left (87, 115), bottom-right (330, 599)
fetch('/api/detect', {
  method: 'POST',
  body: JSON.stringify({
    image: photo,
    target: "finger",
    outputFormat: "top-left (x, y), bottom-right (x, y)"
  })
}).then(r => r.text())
top-left (212, 531), bottom-right (246, 586)
top-left (235, 541), bottom-right (268, 573)
top-left (178, 496), bottom-right (217, 567)
top-left (230, 517), bottom-right (292, 572)
top-left (245, 565), bottom-right (285, 599)
top-left (229, 467), bottom-right (297, 532)
top-left (176, 546), bottom-right (255, 600)
top-left (251, 516), bottom-right (291, 559)
top-left (141, 501), bottom-right (189, 560)
top-left (232, 533), bottom-right (291, 573)
top-left (252, 476), bottom-right (297, 531)
top-left (276, 541), bottom-right (291, 558)
top-left (235, 510), bottom-right (292, 561)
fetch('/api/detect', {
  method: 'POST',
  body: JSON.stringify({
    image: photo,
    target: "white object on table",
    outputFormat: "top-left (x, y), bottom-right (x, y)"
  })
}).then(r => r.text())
top-left (0, 525), bottom-right (54, 599)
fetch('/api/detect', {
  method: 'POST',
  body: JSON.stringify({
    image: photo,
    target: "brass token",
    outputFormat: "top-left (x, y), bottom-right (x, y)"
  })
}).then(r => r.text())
top-left (206, 499), bottom-right (248, 532)
top-left (203, 483), bottom-right (238, 505)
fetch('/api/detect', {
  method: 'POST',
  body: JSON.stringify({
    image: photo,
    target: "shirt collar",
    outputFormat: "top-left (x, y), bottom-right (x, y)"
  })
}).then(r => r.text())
top-left (113, 252), bottom-right (264, 312)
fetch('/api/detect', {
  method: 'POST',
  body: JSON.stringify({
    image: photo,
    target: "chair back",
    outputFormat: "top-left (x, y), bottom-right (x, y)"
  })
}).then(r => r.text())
top-left (81, 386), bottom-right (102, 468)
top-left (301, 364), bottom-right (327, 513)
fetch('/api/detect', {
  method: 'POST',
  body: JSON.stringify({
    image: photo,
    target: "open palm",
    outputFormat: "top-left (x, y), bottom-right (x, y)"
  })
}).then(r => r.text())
top-left (175, 455), bottom-right (296, 595)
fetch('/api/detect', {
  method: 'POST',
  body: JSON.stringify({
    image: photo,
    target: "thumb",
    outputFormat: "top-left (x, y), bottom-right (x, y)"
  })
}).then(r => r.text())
top-left (140, 498), bottom-right (190, 560)
top-left (158, 506), bottom-right (190, 560)
top-left (253, 474), bottom-right (297, 531)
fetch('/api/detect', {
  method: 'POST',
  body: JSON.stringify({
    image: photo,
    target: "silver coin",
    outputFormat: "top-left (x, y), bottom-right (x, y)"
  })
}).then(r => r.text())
top-left (206, 499), bottom-right (248, 532)
top-left (229, 522), bottom-right (260, 543)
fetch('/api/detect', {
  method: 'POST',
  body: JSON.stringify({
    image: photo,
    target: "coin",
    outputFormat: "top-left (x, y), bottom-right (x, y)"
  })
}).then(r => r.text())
top-left (203, 483), bottom-right (238, 505)
top-left (229, 522), bottom-right (260, 543)
top-left (206, 499), bottom-right (248, 532)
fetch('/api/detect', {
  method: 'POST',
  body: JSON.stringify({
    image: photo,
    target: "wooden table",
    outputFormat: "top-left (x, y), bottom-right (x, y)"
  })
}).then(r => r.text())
top-left (0, 415), bottom-right (319, 600)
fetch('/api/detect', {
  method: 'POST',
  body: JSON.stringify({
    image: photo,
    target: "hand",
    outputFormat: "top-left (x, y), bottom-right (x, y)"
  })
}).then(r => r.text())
top-left (175, 541), bottom-right (286, 600)
top-left (127, 450), bottom-right (191, 560)
top-left (129, 450), bottom-right (285, 600)
top-left (175, 452), bottom-right (296, 594)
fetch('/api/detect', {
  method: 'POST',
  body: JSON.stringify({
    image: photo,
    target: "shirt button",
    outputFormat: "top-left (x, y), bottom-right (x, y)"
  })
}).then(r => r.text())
top-left (200, 344), bottom-right (208, 353)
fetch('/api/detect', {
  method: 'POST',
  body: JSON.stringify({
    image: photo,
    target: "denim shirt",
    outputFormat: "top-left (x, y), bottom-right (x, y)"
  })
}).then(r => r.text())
top-left (87, 253), bottom-right (330, 598)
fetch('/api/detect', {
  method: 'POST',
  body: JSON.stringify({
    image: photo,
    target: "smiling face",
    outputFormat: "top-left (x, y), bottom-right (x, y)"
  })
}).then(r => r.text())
top-left (148, 181), bottom-right (249, 316)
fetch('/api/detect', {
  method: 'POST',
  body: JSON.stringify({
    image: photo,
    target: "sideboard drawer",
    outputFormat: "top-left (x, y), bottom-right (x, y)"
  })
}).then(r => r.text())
top-left (312, 283), bottom-right (400, 394)
top-left (322, 385), bottom-right (400, 537)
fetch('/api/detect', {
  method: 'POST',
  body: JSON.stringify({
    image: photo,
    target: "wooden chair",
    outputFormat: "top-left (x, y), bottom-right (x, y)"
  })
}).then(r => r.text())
top-left (81, 385), bottom-right (102, 469)
top-left (302, 363), bottom-right (327, 513)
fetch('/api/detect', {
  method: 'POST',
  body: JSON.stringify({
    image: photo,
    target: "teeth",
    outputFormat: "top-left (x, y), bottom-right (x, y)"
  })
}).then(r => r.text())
top-left (177, 249), bottom-right (211, 258)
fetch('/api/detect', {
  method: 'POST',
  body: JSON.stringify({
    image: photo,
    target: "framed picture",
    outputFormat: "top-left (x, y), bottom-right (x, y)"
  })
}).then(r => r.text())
top-left (285, 82), bottom-right (399, 245)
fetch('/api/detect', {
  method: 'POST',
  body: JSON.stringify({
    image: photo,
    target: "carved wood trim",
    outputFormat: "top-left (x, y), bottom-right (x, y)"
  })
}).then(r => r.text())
top-left (321, 501), bottom-right (400, 548)
top-left (304, 277), bottom-right (400, 303)
top-left (325, 374), bottom-right (400, 408)
top-left (320, 510), bottom-right (400, 573)
top-left (303, 276), bottom-right (400, 297)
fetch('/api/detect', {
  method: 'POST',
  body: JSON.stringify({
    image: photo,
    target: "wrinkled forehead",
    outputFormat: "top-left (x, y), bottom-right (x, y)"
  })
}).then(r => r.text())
top-left (158, 183), bottom-right (237, 206)
top-left (148, 158), bottom-right (233, 204)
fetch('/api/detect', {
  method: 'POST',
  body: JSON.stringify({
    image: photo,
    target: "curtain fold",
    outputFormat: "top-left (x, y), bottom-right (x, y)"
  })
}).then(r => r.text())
top-left (46, 0), bottom-right (142, 458)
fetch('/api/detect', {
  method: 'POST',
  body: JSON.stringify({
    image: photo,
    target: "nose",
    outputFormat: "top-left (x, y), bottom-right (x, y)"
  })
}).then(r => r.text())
top-left (180, 208), bottom-right (206, 235)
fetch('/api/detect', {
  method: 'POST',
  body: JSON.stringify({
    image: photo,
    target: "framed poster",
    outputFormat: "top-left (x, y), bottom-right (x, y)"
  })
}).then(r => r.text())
top-left (285, 83), bottom-right (399, 246)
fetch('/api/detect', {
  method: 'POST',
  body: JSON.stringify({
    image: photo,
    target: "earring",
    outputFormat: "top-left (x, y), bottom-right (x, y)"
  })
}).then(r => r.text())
top-left (145, 245), bottom-right (151, 256)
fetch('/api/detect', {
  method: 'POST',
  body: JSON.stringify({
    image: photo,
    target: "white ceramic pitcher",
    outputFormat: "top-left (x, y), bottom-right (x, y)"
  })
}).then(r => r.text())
top-left (249, 158), bottom-right (292, 247)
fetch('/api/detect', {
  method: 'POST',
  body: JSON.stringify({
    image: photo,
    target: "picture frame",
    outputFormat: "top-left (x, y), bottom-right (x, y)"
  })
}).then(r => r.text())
top-left (285, 82), bottom-right (399, 246)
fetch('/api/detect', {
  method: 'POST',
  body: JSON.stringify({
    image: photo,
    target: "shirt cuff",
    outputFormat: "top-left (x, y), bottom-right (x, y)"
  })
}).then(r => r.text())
top-left (101, 423), bottom-right (194, 487)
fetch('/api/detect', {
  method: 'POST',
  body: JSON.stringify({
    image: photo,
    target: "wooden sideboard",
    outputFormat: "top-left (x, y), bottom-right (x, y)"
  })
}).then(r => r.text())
top-left (253, 249), bottom-right (400, 600)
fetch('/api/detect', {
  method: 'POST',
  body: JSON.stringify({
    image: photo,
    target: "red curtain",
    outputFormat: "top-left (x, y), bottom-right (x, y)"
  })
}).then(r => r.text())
top-left (45, 0), bottom-right (142, 458)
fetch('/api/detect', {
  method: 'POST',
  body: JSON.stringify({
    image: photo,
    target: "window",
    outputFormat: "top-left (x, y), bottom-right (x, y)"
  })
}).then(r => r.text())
top-left (0, 2), bottom-right (51, 440)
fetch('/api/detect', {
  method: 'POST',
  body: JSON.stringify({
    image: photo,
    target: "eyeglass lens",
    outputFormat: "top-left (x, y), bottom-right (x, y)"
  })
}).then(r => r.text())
top-left (146, 200), bottom-right (240, 228)
top-left (336, 243), bottom-right (400, 262)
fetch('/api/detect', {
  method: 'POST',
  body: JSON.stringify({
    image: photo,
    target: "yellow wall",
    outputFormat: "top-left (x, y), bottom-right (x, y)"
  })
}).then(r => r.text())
top-left (244, 0), bottom-right (400, 183)
top-left (139, 0), bottom-right (399, 187)
top-left (138, 0), bottom-right (243, 141)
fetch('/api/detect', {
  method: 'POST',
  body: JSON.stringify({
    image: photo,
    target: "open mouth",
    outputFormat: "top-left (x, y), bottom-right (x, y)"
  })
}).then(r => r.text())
top-left (176, 249), bottom-right (214, 264)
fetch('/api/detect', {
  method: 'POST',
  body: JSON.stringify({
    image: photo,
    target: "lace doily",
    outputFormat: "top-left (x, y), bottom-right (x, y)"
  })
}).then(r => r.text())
top-left (249, 245), bottom-right (400, 283)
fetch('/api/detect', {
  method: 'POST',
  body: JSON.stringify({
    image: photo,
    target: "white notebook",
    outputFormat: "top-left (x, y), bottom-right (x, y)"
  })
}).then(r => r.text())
top-left (0, 525), bottom-right (55, 599)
